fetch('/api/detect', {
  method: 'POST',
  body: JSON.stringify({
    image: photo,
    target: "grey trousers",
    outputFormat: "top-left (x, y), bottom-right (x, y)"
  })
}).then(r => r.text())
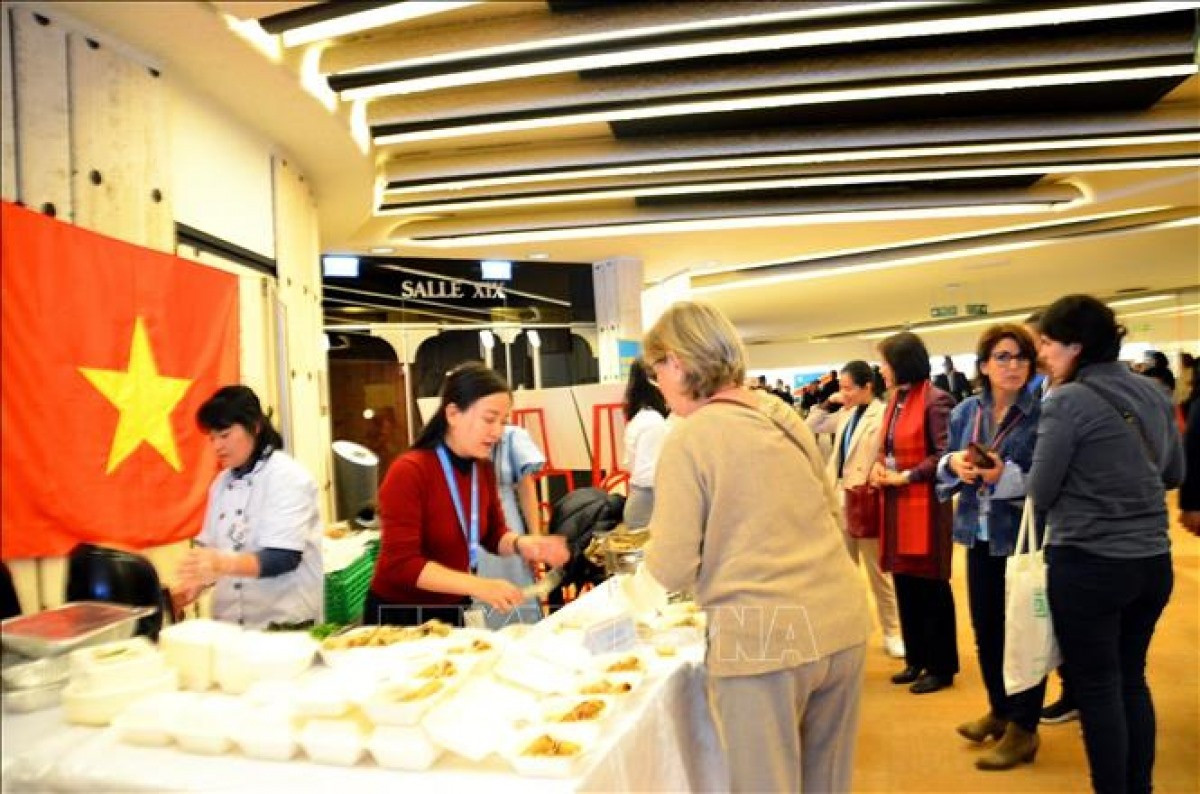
top-left (708, 643), bottom-right (866, 793)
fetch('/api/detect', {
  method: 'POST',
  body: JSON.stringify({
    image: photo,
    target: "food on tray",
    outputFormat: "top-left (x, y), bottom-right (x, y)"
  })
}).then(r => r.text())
top-left (388, 680), bottom-right (443, 703)
top-left (604, 656), bottom-right (644, 673)
top-left (580, 680), bottom-right (633, 695)
top-left (553, 699), bottom-right (606, 722)
top-left (447, 638), bottom-right (493, 654)
top-left (321, 620), bottom-right (452, 650)
top-left (523, 734), bottom-right (582, 757)
top-left (415, 660), bottom-right (457, 679)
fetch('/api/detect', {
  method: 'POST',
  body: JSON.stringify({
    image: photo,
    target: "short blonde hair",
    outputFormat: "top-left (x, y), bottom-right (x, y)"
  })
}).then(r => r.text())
top-left (643, 301), bottom-right (747, 400)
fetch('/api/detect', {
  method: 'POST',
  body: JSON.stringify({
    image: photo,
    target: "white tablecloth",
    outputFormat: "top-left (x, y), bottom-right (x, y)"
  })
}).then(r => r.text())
top-left (1, 585), bottom-right (726, 793)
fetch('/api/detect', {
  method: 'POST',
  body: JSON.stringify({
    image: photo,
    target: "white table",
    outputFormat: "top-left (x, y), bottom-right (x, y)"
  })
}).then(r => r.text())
top-left (1, 586), bottom-right (726, 793)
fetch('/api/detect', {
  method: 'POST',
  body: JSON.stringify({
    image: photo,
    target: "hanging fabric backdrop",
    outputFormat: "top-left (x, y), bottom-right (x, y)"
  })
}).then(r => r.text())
top-left (1, 201), bottom-right (240, 559)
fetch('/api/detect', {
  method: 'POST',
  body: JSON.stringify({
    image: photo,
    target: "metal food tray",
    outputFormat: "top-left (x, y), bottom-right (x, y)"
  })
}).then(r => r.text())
top-left (0, 602), bottom-right (156, 658)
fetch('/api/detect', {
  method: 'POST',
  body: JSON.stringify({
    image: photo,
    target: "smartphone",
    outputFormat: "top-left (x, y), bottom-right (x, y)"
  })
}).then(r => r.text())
top-left (967, 441), bottom-right (997, 469)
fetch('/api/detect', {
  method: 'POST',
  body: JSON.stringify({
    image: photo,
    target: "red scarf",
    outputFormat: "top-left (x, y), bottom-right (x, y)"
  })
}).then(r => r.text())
top-left (883, 380), bottom-right (932, 556)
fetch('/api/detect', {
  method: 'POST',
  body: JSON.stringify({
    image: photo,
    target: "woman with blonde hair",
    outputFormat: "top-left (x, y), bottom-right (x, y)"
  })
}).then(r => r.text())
top-left (642, 301), bottom-right (870, 793)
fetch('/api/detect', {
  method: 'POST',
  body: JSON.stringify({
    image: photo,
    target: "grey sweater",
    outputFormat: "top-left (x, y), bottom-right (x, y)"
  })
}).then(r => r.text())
top-left (1028, 361), bottom-right (1185, 558)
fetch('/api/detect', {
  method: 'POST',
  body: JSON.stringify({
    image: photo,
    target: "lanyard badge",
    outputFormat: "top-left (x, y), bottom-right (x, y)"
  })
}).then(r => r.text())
top-left (436, 444), bottom-right (480, 571)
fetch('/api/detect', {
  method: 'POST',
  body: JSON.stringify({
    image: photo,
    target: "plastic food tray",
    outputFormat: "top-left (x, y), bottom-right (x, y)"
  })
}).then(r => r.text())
top-left (0, 602), bottom-right (156, 658)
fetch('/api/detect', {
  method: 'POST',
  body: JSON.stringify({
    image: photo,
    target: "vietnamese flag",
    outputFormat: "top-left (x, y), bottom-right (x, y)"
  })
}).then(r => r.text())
top-left (1, 201), bottom-right (239, 559)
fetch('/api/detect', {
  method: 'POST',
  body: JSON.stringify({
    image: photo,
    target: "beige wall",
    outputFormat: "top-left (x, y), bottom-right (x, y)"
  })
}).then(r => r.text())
top-left (1, 4), bottom-right (331, 613)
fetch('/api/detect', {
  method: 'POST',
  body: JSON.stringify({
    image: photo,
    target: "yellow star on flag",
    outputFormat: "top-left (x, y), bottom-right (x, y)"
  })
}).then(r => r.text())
top-left (80, 317), bottom-right (194, 474)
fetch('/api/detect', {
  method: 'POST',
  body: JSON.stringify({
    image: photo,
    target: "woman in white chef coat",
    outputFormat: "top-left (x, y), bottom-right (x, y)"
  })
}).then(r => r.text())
top-left (174, 385), bottom-right (323, 629)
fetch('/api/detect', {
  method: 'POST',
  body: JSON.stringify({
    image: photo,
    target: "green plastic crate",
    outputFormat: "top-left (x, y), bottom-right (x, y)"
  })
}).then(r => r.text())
top-left (324, 539), bottom-right (379, 625)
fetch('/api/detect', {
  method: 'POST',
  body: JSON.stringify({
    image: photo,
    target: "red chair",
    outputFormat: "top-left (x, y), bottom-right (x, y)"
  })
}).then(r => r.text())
top-left (591, 402), bottom-right (629, 494)
top-left (511, 407), bottom-right (576, 522)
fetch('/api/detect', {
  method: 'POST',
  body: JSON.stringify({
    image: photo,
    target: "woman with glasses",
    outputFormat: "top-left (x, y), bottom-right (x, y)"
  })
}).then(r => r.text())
top-left (174, 385), bottom-right (323, 629)
top-left (937, 325), bottom-right (1045, 769)
top-left (641, 301), bottom-right (869, 793)
top-left (1029, 295), bottom-right (1184, 794)
top-left (870, 331), bottom-right (958, 695)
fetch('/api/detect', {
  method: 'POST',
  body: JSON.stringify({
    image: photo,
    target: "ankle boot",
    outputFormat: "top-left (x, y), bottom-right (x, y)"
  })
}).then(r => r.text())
top-left (956, 712), bottom-right (1007, 743)
top-left (975, 723), bottom-right (1039, 770)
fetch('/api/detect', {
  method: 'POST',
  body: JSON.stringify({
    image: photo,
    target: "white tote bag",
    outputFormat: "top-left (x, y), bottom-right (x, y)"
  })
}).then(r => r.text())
top-left (1003, 497), bottom-right (1061, 695)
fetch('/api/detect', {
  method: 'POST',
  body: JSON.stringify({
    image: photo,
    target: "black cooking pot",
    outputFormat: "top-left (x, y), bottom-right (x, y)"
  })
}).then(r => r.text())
top-left (65, 544), bottom-right (168, 639)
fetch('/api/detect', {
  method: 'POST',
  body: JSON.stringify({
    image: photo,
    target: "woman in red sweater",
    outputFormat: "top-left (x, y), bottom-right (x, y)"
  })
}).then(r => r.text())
top-left (365, 362), bottom-right (569, 626)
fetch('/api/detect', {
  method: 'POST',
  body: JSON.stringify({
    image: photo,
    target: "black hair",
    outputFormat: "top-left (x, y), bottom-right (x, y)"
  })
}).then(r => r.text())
top-left (974, 323), bottom-right (1037, 392)
top-left (840, 360), bottom-right (881, 400)
top-left (196, 385), bottom-right (284, 457)
top-left (413, 361), bottom-right (511, 449)
top-left (623, 359), bottom-right (667, 421)
top-left (877, 331), bottom-right (932, 385)
top-left (1146, 351), bottom-right (1170, 371)
top-left (1038, 294), bottom-right (1126, 382)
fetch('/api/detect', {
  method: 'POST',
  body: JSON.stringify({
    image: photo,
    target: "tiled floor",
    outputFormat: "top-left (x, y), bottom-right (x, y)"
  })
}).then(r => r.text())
top-left (850, 509), bottom-right (1199, 793)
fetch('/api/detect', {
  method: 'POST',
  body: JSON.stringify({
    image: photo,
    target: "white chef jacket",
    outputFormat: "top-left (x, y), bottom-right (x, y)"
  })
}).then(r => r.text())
top-left (197, 450), bottom-right (323, 628)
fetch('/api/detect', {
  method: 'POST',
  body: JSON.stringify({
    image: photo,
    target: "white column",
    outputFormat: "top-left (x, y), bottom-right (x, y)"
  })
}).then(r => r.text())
top-left (592, 256), bottom-right (644, 382)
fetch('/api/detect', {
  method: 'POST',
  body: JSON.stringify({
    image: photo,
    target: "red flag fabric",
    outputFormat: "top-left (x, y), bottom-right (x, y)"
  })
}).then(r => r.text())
top-left (1, 201), bottom-right (240, 559)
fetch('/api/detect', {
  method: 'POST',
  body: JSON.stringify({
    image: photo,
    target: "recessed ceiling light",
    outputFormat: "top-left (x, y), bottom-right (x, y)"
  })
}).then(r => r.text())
top-left (527, 252), bottom-right (550, 260)
top-left (369, 246), bottom-right (395, 254)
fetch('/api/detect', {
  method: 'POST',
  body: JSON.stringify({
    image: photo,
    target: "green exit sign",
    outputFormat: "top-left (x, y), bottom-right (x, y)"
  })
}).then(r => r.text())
top-left (930, 305), bottom-right (958, 319)
top-left (965, 303), bottom-right (989, 316)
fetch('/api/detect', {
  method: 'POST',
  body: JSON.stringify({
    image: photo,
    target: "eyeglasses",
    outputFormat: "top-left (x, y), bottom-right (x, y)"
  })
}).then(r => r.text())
top-left (990, 351), bottom-right (1031, 366)
top-left (645, 356), bottom-right (667, 383)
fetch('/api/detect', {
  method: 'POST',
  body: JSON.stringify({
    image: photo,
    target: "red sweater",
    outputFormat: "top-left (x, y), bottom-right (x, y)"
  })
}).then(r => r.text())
top-left (370, 448), bottom-right (509, 605)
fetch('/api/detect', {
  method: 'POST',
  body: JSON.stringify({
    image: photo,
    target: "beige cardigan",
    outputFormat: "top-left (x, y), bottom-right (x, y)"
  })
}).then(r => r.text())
top-left (644, 392), bottom-right (871, 677)
top-left (807, 399), bottom-right (885, 491)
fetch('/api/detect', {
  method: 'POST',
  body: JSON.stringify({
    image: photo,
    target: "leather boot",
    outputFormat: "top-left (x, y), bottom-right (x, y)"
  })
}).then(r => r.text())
top-left (975, 723), bottom-right (1040, 770)
top-left (956, 712), bottom-right (1007, 743)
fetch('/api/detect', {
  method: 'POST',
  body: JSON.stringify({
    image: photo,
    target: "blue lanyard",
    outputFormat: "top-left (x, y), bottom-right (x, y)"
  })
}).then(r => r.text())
top-left (436, 444), bottom-right (479, 571)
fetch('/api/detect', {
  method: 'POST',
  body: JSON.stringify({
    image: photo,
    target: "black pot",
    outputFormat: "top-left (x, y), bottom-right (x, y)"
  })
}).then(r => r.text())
top-left (65, 544), bottom-right (167, 639)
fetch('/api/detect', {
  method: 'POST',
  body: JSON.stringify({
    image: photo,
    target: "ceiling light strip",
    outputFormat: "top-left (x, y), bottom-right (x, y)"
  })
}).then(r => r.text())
top-left (275, 2), bottom-right (481, 48)
top-left (691, 213), bottom-right (1200, 295)
top-left (397, 202), bottom-right (1075, 247)
top-left (378, 155), bottom-right (1200, 215)
top-left (342, 2), bottom-right (1194, 98)
top-left (373, 64), bottom-right (1198, 145)
top-left (690, 205), bottom-right (1180, 278)
top-left (333, 1), bottom-right (946, 79)
top-left (384, 131), bottom-right (1200, 195)
top-left (324, 295), bottom-right (479, 324)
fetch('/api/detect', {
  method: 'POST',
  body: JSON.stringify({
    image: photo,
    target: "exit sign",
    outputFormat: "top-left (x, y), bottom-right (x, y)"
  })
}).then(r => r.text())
top-left (930, 305), bottom-right (958, 319)
top-left (965, 303), bottom-right (989, 316)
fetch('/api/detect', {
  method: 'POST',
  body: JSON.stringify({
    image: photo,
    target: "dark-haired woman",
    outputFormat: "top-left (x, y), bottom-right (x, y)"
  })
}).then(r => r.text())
top-left (366, 362), bottom-right (568, 627)
top-left (937, 324), bottom-right (1044, 769)
top-left (807, 360), bottom-right (903, 659)
top-left (175, 385), bottom-right (323, 629)
top-left (870, 331), bottom-right (958, 694)
top-left (622, 359), bottom-right (671, 529)
top-left (1028, 295), bottom-right (1184, 794)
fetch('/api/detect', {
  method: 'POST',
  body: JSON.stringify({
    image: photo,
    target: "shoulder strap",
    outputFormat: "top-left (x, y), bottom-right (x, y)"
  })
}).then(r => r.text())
top-left (1076, 381), bottom-right (1159, 468)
